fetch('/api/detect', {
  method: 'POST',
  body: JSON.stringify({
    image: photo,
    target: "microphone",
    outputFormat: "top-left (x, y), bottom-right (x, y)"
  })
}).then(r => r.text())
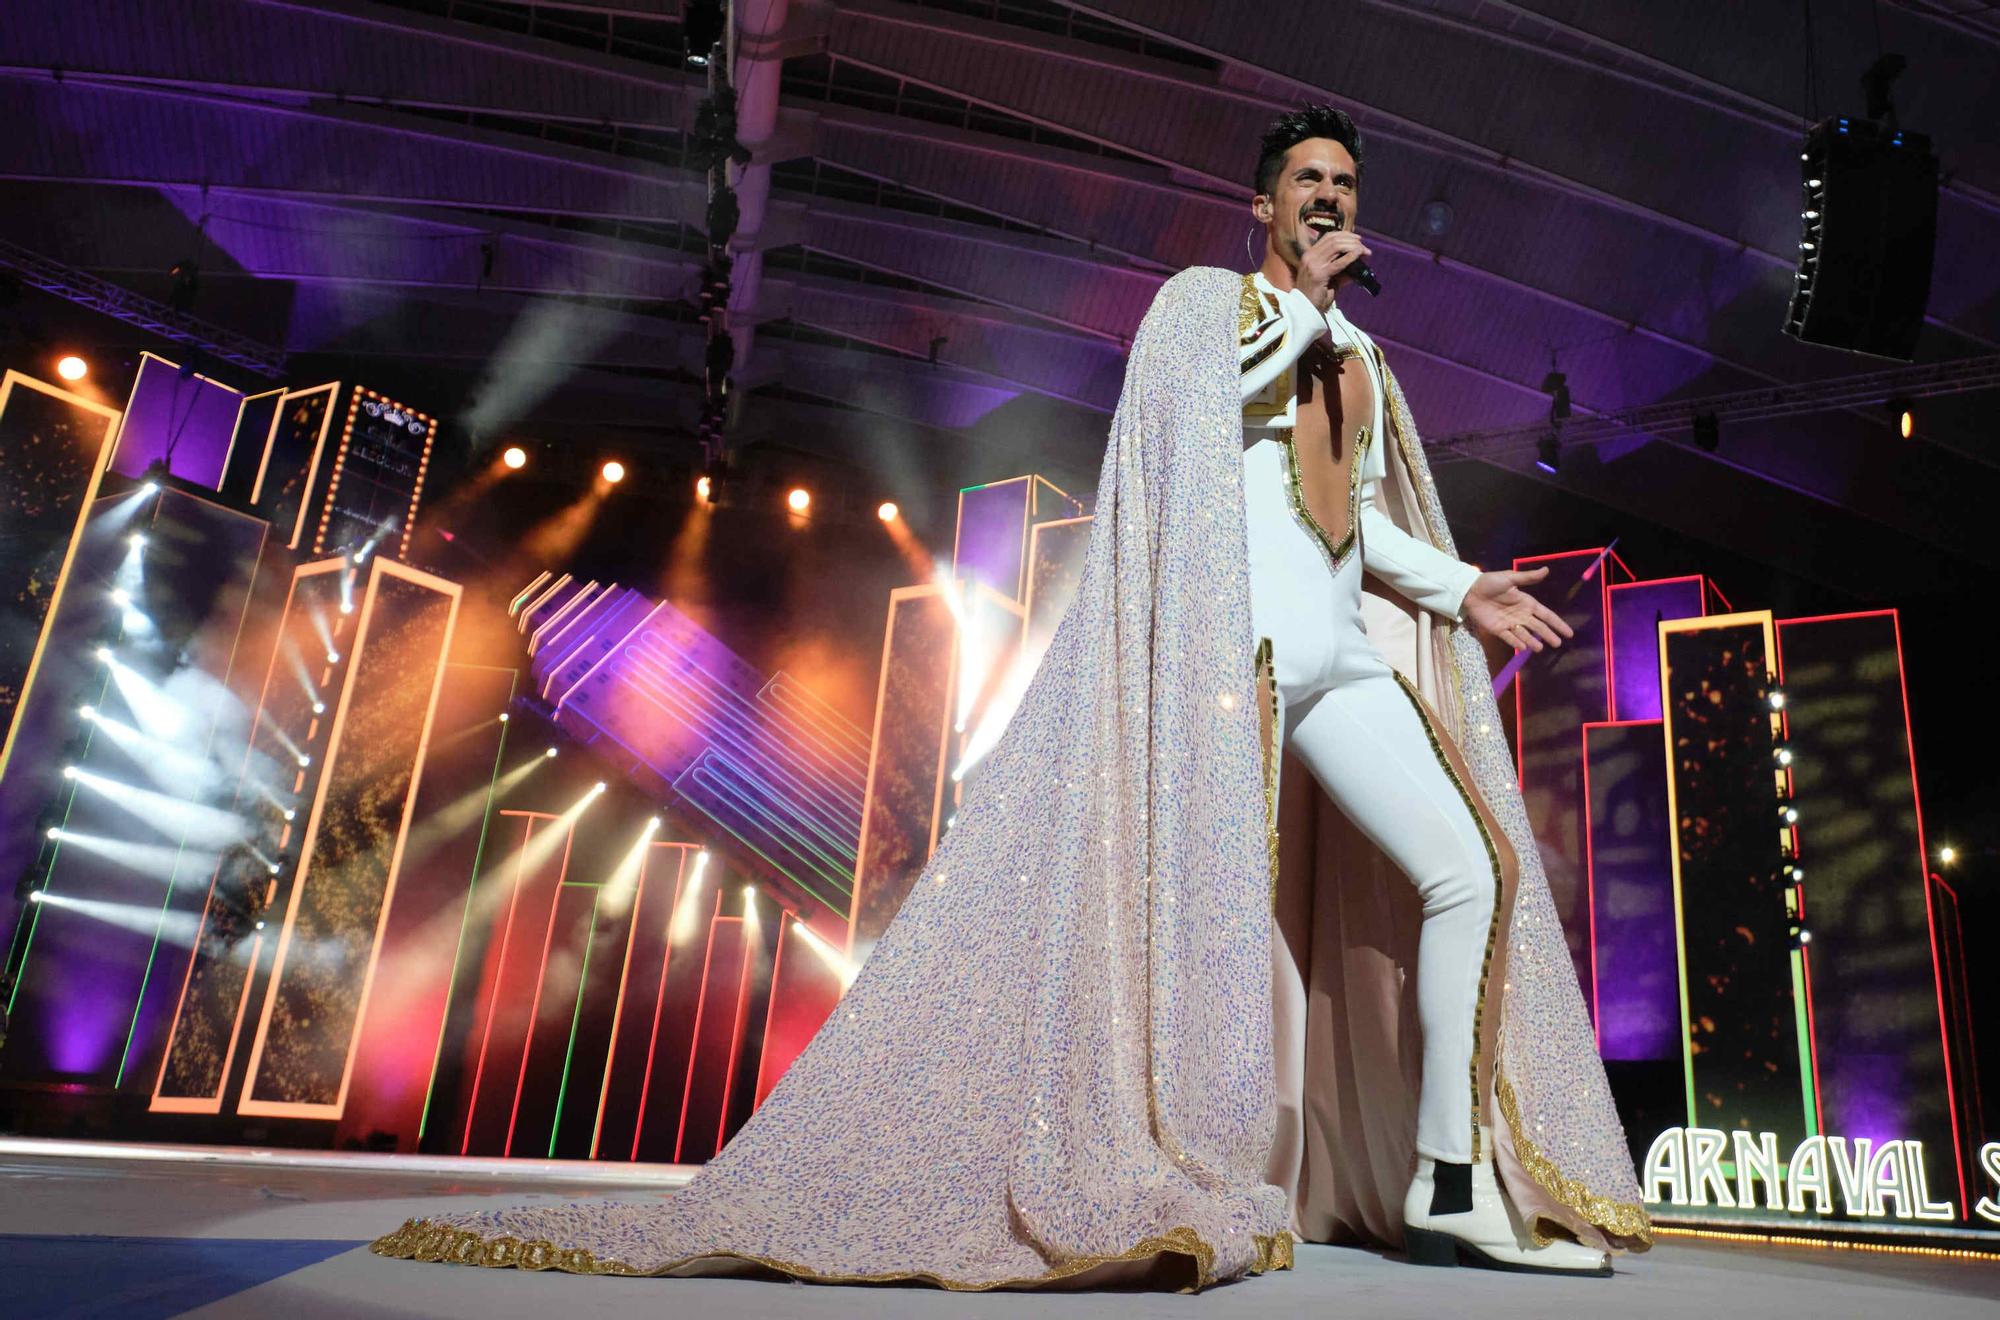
top-left (1306, 204), bottom-right (1382, 297)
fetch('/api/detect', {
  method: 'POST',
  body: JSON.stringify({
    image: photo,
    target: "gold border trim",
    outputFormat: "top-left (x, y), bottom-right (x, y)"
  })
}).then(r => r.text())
top-left (1387, 669), bottom-right (1502, 1163)
top-left (373, 1216), bottom-right (1294, 1291)
top-left (1498, 1073), bottom-right (1656, 1250)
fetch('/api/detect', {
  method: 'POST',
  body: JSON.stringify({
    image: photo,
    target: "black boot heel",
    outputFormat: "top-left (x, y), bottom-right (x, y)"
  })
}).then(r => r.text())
top-left (1403, 1226), bottom-right (1461, 1268)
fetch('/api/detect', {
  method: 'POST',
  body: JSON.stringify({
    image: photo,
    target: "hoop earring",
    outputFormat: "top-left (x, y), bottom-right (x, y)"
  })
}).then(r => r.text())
top-left (1245, 221), bottom-right (1264, 268)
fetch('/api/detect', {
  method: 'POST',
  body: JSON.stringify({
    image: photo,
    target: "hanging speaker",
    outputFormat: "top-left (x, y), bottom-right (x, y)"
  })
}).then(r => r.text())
top-left (1784, 116), bottom-right (1938, 361)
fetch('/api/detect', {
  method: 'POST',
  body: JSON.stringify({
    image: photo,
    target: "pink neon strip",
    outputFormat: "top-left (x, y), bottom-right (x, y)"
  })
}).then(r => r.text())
top-left (504, 824), bottom-right (575, 1157)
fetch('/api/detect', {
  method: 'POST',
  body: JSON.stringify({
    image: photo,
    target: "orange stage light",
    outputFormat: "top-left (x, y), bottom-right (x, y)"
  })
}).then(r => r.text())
top-left (786, 487), bottom-right (811, 513)
top-left (56, 355), bottom-right (88, 382)
top-left (603, 460), bottom-right (627, 484)
top-left (502, 445), bottom-right (528, 470)
top-left (877, 501), bottom-right (899, 523)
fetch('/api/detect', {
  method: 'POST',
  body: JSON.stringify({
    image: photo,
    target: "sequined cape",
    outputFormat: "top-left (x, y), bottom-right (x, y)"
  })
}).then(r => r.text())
top-left (371, 265), bottom-right (1646, 1289)
top-left (374, 266), bottom-right (1297, 1289)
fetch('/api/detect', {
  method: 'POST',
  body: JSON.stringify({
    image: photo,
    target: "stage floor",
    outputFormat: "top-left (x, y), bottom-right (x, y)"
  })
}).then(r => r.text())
top-left (5, 1139), bottom-right (1997, 1319)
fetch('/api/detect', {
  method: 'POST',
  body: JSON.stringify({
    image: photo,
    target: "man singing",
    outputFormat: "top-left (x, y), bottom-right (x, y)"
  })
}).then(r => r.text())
top-left (374, 104), bottom-right (1650, 1290)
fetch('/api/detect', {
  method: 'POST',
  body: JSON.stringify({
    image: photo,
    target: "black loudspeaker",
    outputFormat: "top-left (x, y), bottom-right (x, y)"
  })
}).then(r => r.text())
top-left (1784, 116), bottom-right (1938, 361)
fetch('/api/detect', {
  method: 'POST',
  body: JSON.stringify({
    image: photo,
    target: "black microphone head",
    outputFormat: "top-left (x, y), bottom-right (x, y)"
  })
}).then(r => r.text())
top-left (1348, 260), bottom-right (1382, 297)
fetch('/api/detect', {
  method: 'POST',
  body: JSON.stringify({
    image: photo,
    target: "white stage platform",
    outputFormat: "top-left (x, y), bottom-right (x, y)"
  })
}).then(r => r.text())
top-left (4, 1139), bottom-right (1996, 1319)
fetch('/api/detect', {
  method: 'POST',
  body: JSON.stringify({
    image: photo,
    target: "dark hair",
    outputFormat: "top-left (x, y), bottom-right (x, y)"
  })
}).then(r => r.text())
top-left (1254, 103), bottom-right (1364, 197)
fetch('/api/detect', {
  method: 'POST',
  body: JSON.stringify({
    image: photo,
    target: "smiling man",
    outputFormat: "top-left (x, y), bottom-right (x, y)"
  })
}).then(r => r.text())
top-left (1235, 103), bottom-right (1641, 1275)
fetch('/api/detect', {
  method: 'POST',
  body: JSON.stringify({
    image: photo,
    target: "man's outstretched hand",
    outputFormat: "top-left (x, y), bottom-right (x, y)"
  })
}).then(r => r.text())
top-left (1461, 565), bottom-right (1574, 653)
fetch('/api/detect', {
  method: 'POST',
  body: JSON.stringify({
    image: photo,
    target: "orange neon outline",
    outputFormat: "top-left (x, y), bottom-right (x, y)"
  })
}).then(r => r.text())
top-left (150, 559), bottom-right (346, 1112)
top-left (591, 840), bottom-right (697, 1159)
top-left (235, 557), bottom-right (463, 1119)
top-left (249, 381), bottom-right (340, 550)
top-left (715, 897), bottom-right (761, 1152)
top-left (221, 386), bottom-right (286, 493)
top-left (674, 892), bottom-right (731, 1162)
top-left (459, 813), bottom-right (540, 1153)
top-left (0, 371), bottom-right (123, 782)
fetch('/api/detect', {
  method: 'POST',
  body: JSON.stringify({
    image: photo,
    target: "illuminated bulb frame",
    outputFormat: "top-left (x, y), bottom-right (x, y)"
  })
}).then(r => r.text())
top-left (312, 387), bottom-right (435, 563)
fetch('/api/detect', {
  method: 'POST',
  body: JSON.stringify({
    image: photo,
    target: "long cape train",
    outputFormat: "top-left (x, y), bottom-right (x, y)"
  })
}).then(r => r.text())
top-left (373, 266), bottom-right (1648, 1289)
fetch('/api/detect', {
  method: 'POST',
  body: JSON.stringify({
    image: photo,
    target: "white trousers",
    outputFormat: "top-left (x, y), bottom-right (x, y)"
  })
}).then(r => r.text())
top-left (1245, 435), bottom-right (1496, 1165)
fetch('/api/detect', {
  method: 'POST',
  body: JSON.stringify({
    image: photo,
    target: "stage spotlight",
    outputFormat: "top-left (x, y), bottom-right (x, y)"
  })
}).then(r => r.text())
top-left (62, 765), bottom-right (78, 779)
top-left (498, 712), bottom-right (509, 723)
top-left (95, 646), bottom-right (112, 662)
top-left (602, 460), bottom-right (626, 484)
top-left (78, 705), bottom-right (96, 720)
top-left (1939, 845), bottom-right (1956, 866)
top-left (110, 588), bottom-right (130, 607)
top-left (255, 919), bottom-right (266, 931)
top-left (140, 480), bottom-right (158, 496)
top-left (787, 487), bottom-right (811, 513)
top-left (877, 501), bottom-right (899, 523)
top-left (503, 445), bottom-right (528, 470)
top-left (312, 701), bottom-right (326, 715)
top-left (283, 809), bottom-right (295, 822)
top-left (56, 354), bottom-right (88, 382)
top-left (545, 746), bottom-right (558, 759)
top-left (696, 475), bottom-right (712, 501)
top-left (591, 781), bottom-right (607, 796)
top-left (327, 650), bottom-right (340, 664)
top-left (1775, 745), bottom-right (1794, 766)
top-left (1888, 396), bottom-right (1915, 439)
top-left (28, 890), bottom-right (44, 903)
top-left (47, 826), bottom-right (62, 840)
top-left (297, 754), bottom-right (311, 768)
top-left (1769, 690), bottom-right (1787, 710)
top-left (1782, 806), bottom-right (1800, 824)
top-left (129, 533), bottom-right (146, 549)
top-left (1534, 434), bottom-right (1560, 474)
top-left (648, 816), bottom-right (662, 832)
top-left (267, 863), bottom-right (281, 876)
top-left (1799, 929), bottom-right (1813, 945)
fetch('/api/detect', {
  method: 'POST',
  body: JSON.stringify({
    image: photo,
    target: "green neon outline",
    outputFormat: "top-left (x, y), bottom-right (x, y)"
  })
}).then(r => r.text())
top-left (1790, 948), bottom-right (1818, 1137)
top-left (417, 671), bottom-right (518, 1142)
top-left (548, 889), bottom-right (602, 1157)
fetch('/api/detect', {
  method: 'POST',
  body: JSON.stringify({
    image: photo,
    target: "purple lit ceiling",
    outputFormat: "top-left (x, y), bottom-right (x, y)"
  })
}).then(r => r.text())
top-left (1, 0), bottom-right (1997, 594)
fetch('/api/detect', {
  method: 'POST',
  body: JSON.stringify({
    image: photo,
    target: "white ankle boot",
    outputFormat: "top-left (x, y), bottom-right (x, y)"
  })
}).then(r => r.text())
top-left (1402, 1152), bottom-right (1611, 1275)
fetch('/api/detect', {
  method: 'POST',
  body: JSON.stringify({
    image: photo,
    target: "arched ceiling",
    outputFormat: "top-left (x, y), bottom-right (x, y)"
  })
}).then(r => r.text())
top-left (3, 0), bottom-right (1996, 588)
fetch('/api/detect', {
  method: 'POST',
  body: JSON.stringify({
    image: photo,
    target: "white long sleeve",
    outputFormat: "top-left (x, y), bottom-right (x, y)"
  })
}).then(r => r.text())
top-left (1240, 285), bottom-right (1328, 404)
top-left (1358, 453), bottom-right (1482, 620)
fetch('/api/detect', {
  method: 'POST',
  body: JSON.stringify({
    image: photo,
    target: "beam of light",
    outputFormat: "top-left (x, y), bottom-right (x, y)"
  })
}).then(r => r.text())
top-left (933, 561), bottom-right (966, 625)
top-left (66, 769), bottom-right (248, 850)
top-left (262, 723), bottom-right (308, 769)
top-left (26, 892), bottom-right (220, 951)
top-left (951, 650), bottom-right (1040, 783)
top-left (102, 657), bottom-right (193, 743)
top-left (952, 590), bottom-right (1011, 735)
top-left (668, 849), bottom-right (712, 944)
top-left (790, 919), bottom-right (858, 988)
top-left (395, 757), bottom-right (543, 875)
top-left (283, 641), bottom-right (321, 710)
top-left (80, 709), bottom-right (226, 798)
top-left (520, 486), bottom-right (610, 570)
top-left (339, 563), bottom-right (357, 616)
top-left (600, 817), bottom-right (663, 920)
top-left (40, 830), bottom-right (222, 885)
top-left (879, 509), bottom-right (934, 583)
top-left (307, 606), bottom-right (336, 661)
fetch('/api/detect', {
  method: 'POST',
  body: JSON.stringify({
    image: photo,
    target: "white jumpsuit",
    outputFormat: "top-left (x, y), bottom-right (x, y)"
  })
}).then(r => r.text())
top-left (1239, 271), bottom-right (1497, 1167)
